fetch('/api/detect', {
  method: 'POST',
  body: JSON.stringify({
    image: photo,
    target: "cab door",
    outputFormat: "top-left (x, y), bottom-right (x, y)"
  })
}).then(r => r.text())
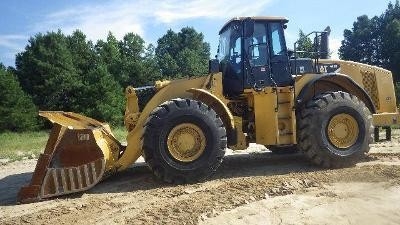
top-left (244, 23), bottom-right (272, 89)
top-left (220, 21), bottom-right (244, 97)
top-left (268, 22), bottom-right (293, 86)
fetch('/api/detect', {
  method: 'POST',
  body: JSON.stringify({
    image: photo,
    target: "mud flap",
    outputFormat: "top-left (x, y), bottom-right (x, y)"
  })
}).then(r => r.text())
top-left (18, 112), bottom-right (122, 203)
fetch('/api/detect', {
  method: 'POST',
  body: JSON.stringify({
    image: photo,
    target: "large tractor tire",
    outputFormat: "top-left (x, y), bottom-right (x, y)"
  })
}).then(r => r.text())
top-left (142, 98), bottom-right (227, 183)
top-left (297, 91), bottom-right (372, 168)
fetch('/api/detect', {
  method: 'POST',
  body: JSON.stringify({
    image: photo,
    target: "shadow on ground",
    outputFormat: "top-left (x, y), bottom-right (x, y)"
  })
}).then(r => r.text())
top-left (0, 172), bottom-right (33, 206)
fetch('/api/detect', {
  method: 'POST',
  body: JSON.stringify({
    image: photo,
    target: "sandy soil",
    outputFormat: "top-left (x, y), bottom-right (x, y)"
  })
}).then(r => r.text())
top-left (201, 182), bottom-right (400, 225)
top-left (1, 131), bottom-right (400, 225)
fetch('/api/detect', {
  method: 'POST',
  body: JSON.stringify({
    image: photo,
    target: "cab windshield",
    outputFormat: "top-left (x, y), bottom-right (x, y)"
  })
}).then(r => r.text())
top-left (218, 22), bottom-right (242, 77)
top-left (245, 22), bottom-right (268, 67)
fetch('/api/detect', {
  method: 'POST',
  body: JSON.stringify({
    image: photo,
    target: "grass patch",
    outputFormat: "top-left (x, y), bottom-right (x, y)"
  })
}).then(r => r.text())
top-left (0, 131), bottom-right (49, 161)
top-left (0, 127), bottom-right (128, 162)
top-left (112, 126), bottom-right (128, 143)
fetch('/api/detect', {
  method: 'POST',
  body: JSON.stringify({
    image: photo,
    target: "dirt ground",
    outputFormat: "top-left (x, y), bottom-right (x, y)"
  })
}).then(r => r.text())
top-left (1, 130), bottom-right (400, 225)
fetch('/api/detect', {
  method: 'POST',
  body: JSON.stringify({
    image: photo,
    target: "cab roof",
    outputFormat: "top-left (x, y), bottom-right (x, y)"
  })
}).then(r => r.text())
top-left (219, 16), bottom-right (289, 34)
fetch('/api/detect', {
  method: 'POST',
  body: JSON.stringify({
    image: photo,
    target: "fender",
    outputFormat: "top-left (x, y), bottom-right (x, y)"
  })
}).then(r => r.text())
top-left (187, 88), bottom-right (237, 145)
top-left (296, 73), bottom-right (376, 113)
top-left (117, 76), bottom-right (209, 170)
top-left (117, 75), bottom-right (236, 170)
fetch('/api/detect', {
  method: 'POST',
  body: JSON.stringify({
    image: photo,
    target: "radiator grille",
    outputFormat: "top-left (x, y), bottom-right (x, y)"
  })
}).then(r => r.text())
top-left (361, 70), bottom-right (379, 109)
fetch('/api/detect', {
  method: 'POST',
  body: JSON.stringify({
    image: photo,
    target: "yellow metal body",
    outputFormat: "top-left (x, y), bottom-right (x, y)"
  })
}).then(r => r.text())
top-left (103, 58), bottom-right (400, 172)
top-left (293, 59), bottom-right (400, 127)
top-left (246, 86), bottom-right (296, 146)
top-left (251, 88), bottom-right (279, 145)
top-left (319, 59), bottom-right (400, 126)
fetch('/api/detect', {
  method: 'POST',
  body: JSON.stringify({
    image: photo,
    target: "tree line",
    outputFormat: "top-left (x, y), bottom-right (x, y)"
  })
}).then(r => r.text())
top-left (0, 28), bottom-right (210, 131)
top-left (339, 0), bottom-right (400, 81)
top-left (1, 1), bottom-right (399, 132)
top-left (339, 1), bottom-right (400, 100)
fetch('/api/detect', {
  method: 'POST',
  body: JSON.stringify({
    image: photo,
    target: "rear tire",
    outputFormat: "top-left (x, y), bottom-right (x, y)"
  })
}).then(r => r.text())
top-left (142, 98), bottom-right (227, 183)
top-left (297, 91), bottom-right (372, 168)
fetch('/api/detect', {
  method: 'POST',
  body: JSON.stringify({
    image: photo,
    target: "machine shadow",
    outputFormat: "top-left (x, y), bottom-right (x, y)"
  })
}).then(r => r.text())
top-left (0, 172), bottom-right (33, 206)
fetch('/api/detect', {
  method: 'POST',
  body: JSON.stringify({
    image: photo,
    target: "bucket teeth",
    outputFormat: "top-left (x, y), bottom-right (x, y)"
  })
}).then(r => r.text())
top-left (40, 159), bottom-right (105, 198)
top-left (68, 168), bottom-right (76, 191)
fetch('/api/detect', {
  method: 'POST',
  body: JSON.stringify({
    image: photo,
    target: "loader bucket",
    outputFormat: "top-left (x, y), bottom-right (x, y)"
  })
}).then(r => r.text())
top-left (18, 111), bottom-right (122, 204)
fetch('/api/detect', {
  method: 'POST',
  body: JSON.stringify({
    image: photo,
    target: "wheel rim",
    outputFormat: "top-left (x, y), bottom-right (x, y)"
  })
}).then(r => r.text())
top-left (327, 113), bottom-right (359, 149)
top-left (167, 123), bottom-right (206, 162)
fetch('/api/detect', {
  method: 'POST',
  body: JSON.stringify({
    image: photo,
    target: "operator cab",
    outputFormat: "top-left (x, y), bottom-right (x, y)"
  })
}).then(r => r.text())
top-left (216, 17), bottom-right (292, 97)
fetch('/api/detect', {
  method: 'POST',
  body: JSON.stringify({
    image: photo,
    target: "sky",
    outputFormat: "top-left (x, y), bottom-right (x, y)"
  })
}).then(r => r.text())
top-left (0, 0), bottom-right (394, 67)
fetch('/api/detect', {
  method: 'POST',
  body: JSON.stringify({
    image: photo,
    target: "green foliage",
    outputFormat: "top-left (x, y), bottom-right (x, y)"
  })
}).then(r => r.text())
top-left (382, 10), bottom-right (400, 81)
top-left (339, 15), bottom-right (381, 65)
top-left (67, 30), bottom-right (97, 76)
top-left (141, 44), bottom-right (163, 82)
top-left (0, 64), bottom-right (38, 132)
top-left (118, 33), bottom-right (150, 86)
top-left (95, 32), bottom-right (161, 87)
top-left (15, 30), bottom-right (125, 125)
top-left (81, 65), bottom-right (125, 125)
top-left (395, 82), bottom-right (400, 105)
top-left (296, 30), bottom-right (314, 58)
top-left (156, 27), bottom-right (210, 78)
top-left (339, 0), bottom-right (400, 81)
top-left (176, 48), bottom-right (205, 76)
top-left (4, 26), bottom-right (210, 131)
top-left (95, 33), bottom-right (124, 85)
top-left (15, 30), bottom-right (83, 111)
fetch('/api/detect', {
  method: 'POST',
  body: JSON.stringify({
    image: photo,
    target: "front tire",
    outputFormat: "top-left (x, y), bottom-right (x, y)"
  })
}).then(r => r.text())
top-left (142, 98), bottom-right (227, 183)
top-left (297, 91), bottom-right (372, 168)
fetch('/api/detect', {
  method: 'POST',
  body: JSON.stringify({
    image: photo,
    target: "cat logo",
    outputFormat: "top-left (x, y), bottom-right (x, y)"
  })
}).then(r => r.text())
top-left (319, 63), bottom-right (340, 73)
top-left (77, 133), bottom-right (90, 141)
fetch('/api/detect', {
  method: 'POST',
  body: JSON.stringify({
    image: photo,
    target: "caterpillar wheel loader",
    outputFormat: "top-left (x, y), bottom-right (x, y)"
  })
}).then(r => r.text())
top-left (18, 16), bottom-right (400, 203)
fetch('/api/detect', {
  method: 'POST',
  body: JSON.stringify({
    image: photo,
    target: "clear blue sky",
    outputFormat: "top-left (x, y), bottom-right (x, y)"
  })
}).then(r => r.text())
top-left (0, 0), bottom-right (393, 67)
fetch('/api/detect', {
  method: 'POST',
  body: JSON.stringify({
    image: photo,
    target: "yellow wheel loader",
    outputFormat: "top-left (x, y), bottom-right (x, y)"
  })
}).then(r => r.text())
top-left (18, 16), bottom-right (400, 203)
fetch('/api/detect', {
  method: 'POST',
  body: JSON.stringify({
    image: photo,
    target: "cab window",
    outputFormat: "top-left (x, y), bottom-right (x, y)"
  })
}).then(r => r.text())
top-left (246, 23), bottom-right (268, 67)
top-left (270, 23), bottom-right (285, 56)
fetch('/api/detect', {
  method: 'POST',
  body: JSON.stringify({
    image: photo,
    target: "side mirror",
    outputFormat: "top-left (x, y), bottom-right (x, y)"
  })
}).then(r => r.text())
top-left (287, 49), bottom-right (294, 58)
top-left (209, 59), bottom-right (220, 74)
top-left (243, 18), bottom-right (254, 38)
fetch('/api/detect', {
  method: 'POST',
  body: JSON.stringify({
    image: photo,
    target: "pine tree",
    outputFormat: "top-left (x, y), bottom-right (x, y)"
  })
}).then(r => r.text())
top-left (15, 30), bottom-right (83, 111)
top-left (339, 1), bottom-right (400, 81)
top-left (156, 27), bottom-right (210, 78)
top-left (0, 64), bottom-right (38, 131)
top-left (296, 30), bottom-right (314, 58)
